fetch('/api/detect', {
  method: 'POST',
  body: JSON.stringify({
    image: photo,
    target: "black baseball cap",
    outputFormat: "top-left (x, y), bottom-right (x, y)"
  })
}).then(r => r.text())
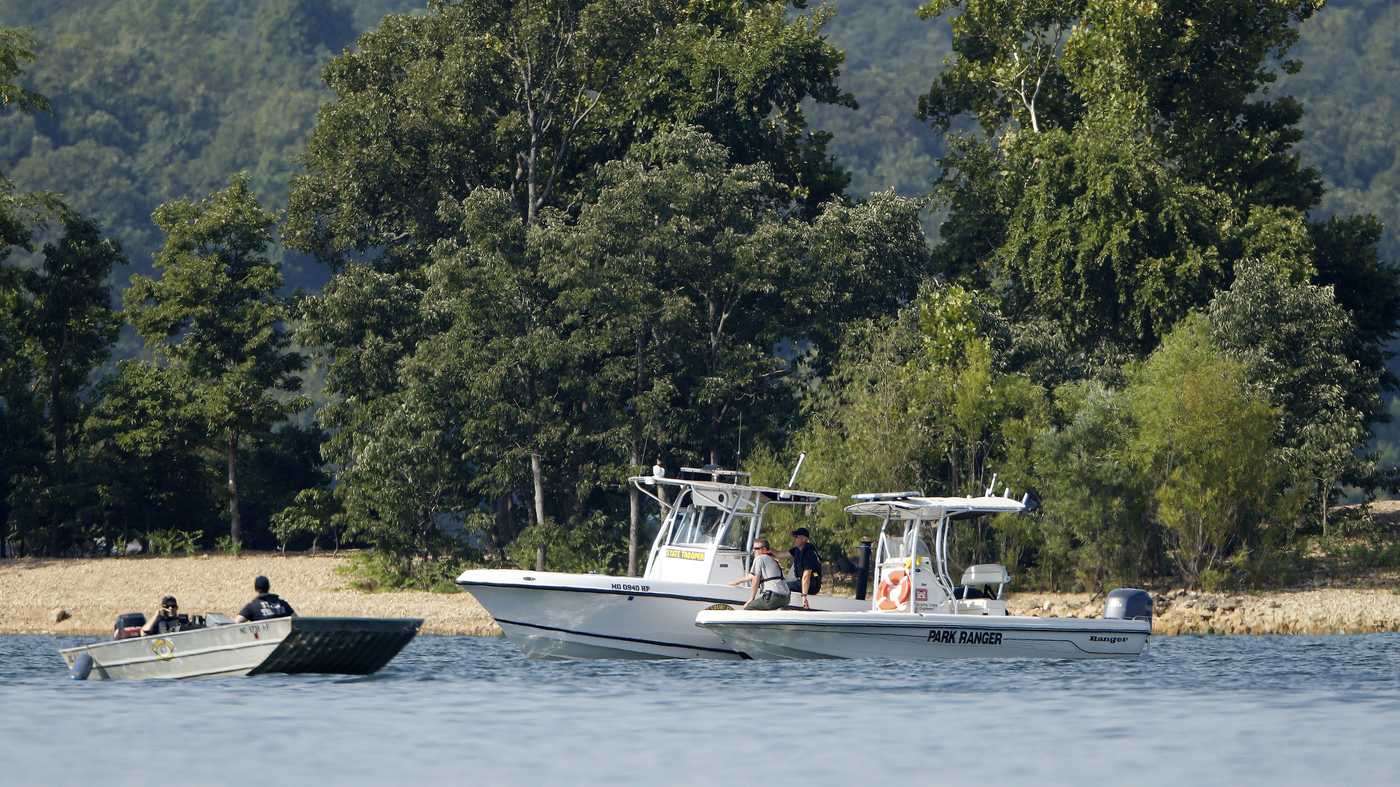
top-left (161, 596), bottom-right (178, 608)
top-left (791, 528), bottom-right (810, 537)
top-left (254, 575), bottom-right (270, 592)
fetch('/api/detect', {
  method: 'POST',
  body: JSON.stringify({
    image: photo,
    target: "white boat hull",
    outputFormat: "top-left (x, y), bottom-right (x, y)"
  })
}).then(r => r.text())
top-left (694, 609), bottom-right (1151, 660)
top-left (59, 617), bottom-right (423, 679)
top-left (457, 569), bottom-right (867, 660)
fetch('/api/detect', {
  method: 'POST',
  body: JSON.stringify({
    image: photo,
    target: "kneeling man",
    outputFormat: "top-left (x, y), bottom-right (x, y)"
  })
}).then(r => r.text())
top-left (729, 539), bottom-right (791, 610)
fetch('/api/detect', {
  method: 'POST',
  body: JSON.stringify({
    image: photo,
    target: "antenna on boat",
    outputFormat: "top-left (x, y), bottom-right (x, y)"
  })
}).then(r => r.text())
top-left (984, 473), bottom-right (998, 497)
top-left (736, 412), bottom-right (742, 470)
top-left (787, 451), bottom-right (808, 488)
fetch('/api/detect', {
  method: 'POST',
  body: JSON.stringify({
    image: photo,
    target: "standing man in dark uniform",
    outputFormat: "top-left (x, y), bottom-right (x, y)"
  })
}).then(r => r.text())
top-left (787, 528), bottom-right (822, 610)
top-left (233, 575), bottom-right (296, 622)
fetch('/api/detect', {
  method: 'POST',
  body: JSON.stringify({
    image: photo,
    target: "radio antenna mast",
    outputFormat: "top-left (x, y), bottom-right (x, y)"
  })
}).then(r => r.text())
top-left (787, 451), bottom-right (808, 488)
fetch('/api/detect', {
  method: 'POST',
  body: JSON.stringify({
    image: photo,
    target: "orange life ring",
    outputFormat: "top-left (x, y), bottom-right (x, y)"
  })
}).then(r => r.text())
top-left (876, 569), bottom-right (912, 611)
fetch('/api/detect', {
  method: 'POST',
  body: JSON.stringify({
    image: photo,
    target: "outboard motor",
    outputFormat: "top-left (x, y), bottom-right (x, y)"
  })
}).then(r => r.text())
top-left (1103, 588), bottom-right (1153, 623)
top-left (113, 613), bottom-right (146, 640)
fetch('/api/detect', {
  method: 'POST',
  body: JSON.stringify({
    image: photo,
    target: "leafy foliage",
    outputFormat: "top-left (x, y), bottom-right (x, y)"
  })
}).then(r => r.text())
top-left (5, 0), bottom-right (1400, 590)
top-left (146, 528), bottom-right (202, 557)
top-left (124, 173), bottom-right (308, 548)
top-left (284, 0), bottom-right (855, 272)
top-left (0, 0), bottom-right (411, 291)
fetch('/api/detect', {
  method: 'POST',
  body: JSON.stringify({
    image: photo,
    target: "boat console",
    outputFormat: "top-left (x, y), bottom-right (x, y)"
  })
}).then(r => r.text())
top-left (852, 482), bottom-right (1029, 616)
top-left (634, 466), bottom-right (834, 585)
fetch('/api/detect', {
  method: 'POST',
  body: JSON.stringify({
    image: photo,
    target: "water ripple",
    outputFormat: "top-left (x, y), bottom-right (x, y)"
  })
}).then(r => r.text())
top-left (3, 633), bottom-right (1398, 785)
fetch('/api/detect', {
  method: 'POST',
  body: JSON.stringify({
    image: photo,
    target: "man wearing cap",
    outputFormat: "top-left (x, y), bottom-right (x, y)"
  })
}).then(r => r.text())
top-left (141, 596), bottom-right (183, 635)
top-left (233, 576), bottom-right (296, 622)
top-left (787, 528), bottom-right (822, 610)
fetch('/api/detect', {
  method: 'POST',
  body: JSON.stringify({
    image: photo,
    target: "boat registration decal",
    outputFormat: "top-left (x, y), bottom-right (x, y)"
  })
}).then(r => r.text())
top-left (665, 548), bottom-right (705, 561)
top-left (151, 638), bottom-right (175, 661)
top-left (610, 583), bottom-right (651, 592)
top-left (927, 629), bottom-right (1003, 646)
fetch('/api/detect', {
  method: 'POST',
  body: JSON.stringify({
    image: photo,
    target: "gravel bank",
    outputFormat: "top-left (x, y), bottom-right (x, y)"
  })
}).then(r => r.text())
top-left (1007, 588), bottom-right (1400, 635)
top-left (6, 555), bottom-right (1400, 637)
top-left (0, 554), bottom-right (500, 636)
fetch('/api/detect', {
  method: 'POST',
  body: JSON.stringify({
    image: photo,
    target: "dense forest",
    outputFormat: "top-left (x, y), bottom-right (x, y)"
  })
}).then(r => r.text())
top-left (3, 0), bottom-right (1400, 592)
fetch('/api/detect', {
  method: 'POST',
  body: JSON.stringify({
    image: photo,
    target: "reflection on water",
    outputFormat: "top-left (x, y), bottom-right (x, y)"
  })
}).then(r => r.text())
top-left (3, 633), bottom-right (1398, 785)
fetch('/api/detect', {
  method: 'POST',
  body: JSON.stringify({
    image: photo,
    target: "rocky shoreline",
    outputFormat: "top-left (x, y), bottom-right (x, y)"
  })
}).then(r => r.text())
top-left (4, 554), bottom-right (1399, 637)
top-left (1007, 587), bottom-right (1400, 636)
top-left (0, 554), bottom-right (499, 637)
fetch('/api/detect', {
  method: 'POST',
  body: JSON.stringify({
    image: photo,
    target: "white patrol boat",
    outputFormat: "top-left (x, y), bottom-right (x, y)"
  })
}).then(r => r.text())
top-left (455, 466), bottom-right (868, 660)
top-left (694, 485), bottom-right (1153, 660)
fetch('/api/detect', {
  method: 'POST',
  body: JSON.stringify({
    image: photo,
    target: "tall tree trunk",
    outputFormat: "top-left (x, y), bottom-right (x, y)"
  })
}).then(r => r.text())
top-left (48, 328), bottom-right (68, 556)
top-left (629, 443), bottom-right (641, 577)
top-left (494, 493), bottom-right (515, 552)
top-left (628, 330), bottom-right (645, 576)
top-left (532, 452), bottom-right (546, 572)
top-left (228, 428), bottom-right (242, 551)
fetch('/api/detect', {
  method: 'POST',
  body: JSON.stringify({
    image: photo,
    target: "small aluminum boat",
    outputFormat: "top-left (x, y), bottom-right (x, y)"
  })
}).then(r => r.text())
top-left (696, 487), bottom-right (1153, 660)
top-left (59, 616), bottom-right (423, 679)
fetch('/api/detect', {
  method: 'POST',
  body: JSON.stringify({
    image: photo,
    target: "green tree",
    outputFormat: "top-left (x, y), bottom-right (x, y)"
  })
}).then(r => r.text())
top-left (272, 486), bottom-right (346, 554)
top-left (309, 127), bottom-right (930, 576)
top-left (746, 312), bottom-right (933, 555)
top-left (536, 125), bottom-right (802, 571)
top-left (535, 125), bottom-right (929, 571)
top-left (0, 26), bottom-right (50, 115)
top-left (1128, 316), bottom-right (1283, 588)
top-left (125, 173), bottom-right (307, 549)
top-left (1026, 380), bottom-right (1146, 589)
top-left (916, 0), bottom-right (1398, 362)
top-left (1208, 259), bottom-right (1377, 534)
top-left (14, 215), bottom-right (125, 553)
top-left (83, 360), bottom-right (217, 549)
top-left (284, 0), bottom-right (854, 271)
top-left (0, 25), bottom-right (89, 556)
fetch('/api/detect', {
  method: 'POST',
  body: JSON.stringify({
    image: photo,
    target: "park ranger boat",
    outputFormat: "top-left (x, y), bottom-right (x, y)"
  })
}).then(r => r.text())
top-left (60, 614), bottom-right (423, 679)
top-left (695, 485), bottom-right (1153, 660)
top-left (456, 466), bottom-right (867, 660)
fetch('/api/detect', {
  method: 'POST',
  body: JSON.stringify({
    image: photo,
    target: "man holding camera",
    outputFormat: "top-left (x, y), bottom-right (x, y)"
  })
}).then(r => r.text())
top-left (141, 596), bottom-right (183, 635)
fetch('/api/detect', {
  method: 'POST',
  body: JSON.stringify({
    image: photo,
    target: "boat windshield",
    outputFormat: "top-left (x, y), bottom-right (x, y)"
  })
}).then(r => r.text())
top-left (670, 505), bottom-right (727, 546)
top-left (880, 528), bottom-right (932, 560)
top-left (719, 515), bottom-right (751, 551)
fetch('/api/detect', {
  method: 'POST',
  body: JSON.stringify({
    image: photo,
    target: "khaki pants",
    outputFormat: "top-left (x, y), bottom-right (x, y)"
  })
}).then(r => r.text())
top-left (745, 590), bottom-right (790, 610)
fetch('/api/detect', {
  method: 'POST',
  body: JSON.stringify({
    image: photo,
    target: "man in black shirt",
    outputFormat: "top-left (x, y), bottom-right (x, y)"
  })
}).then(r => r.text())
top-left (233, 575), bottom-right (296, 622)
top-left (141, 596), bottom-right (182, 635)
top-left (787, 528), bottom-right (822, 609)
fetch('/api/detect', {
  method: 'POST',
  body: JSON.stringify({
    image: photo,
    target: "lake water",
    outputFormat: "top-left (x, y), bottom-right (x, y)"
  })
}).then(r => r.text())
top-left (2, 633), bottom-right (1397, 785)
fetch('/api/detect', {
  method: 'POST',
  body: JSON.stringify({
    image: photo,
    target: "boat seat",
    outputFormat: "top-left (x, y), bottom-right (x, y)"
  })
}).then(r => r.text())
top-left (960, 564), bottom-right (1009, 586)
top-left (960, 564), bottom-right (1009, 600)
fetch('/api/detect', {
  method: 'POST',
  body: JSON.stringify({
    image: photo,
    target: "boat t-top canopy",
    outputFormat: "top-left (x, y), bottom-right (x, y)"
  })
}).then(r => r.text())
top-left (846, 491), bottom-right (1027, 520)
top-left (629, 471), bottom-right (835, 507)
top-left (629, 465), bottom-right (835, 583)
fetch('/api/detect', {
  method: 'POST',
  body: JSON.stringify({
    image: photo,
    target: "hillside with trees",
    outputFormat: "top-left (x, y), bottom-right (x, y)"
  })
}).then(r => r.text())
top-left (4, 0), bottom-right (1400, 593)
